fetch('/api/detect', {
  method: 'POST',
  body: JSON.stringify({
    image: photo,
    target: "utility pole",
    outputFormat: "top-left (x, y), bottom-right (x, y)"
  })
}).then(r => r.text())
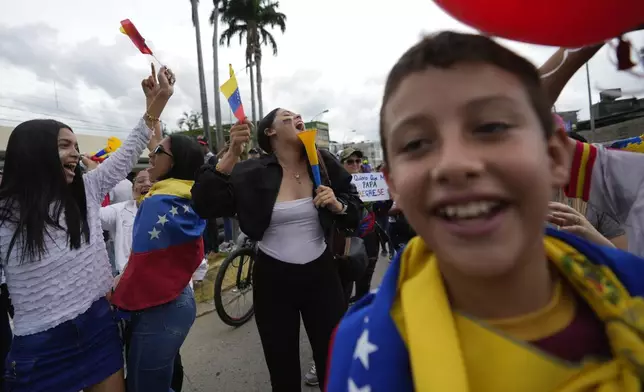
top-left (585, 63), bottom-right (595, 133)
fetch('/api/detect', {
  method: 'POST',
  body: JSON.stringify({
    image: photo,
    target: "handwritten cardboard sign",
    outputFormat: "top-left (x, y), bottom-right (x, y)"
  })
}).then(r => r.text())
top-left (351, 172), bottom-right (390, 202)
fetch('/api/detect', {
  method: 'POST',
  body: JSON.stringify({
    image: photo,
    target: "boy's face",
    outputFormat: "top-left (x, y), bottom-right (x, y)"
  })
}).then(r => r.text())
top-left (382, 63), bottom-right (570, 278)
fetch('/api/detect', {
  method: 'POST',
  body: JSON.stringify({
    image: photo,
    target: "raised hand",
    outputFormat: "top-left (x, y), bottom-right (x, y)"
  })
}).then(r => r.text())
top-left (143, 65), bottom-right (175, 130)
top-left (228, 120), bottom-right (252, 157)
top-left (80, 154), bottom-right (99, 171)
top-left (547, 202), bottom-right (614, 247)
top-left (141, 63), bottom-right (159, 103)
top-left (157, 66), bottom-right (175, 98)
top-left (314, 185), bottom-right (343, 213)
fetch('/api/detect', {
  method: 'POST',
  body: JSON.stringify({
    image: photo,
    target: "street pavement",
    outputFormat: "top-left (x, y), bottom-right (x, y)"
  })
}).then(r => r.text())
top-left (180, 254), bottom-right (391, 392)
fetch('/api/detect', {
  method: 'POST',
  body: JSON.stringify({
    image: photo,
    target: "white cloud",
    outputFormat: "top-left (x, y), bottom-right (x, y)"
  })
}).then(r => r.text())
top-left (1, 0), bottom-right (642, 147)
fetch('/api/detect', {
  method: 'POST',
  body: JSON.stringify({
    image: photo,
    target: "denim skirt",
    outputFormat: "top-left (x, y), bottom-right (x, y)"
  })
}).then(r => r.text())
top-left (4, 297), bottom-right (123, 392)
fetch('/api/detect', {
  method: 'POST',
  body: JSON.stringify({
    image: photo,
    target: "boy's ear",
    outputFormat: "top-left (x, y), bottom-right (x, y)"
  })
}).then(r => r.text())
top-left (548, 128), bottom-right (573, 189)
top-left (383, 164), bottom-right (399, 202)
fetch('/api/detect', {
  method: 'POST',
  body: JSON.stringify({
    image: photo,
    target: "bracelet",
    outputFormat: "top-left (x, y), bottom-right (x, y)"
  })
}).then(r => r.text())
top-left (215, 163), bottom-right (231, 176)
top-left (144, 112), bottom-right (160, 123)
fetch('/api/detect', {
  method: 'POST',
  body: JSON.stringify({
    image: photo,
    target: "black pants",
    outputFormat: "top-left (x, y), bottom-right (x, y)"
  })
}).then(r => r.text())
top-left (254, 249), bottom-right (346, 392)
top-left (353, 232), bottom-right (380, 301)
top-left (375, 216), bottom-right (393, 254)
top-left (339, 272), bottom-right (354, 304)
top-left (203, 218), bottom-right (220, 254)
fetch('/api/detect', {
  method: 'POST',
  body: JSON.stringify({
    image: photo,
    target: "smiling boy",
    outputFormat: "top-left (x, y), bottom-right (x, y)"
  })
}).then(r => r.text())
top-left (326, 32), bottom-right (644, 392)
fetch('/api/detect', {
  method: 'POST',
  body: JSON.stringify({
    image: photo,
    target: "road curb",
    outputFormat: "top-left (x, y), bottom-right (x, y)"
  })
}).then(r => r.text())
top-left (196, 305), bottom-right (216, 318)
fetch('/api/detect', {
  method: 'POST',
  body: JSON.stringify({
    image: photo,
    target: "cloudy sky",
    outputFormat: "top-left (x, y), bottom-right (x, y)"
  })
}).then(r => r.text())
top-left (1, 0), bottom-right (642, 145)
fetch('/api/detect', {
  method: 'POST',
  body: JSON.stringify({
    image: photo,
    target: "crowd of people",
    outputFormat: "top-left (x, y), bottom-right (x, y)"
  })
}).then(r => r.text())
top-left (0, 27), bottom-right (642, 392)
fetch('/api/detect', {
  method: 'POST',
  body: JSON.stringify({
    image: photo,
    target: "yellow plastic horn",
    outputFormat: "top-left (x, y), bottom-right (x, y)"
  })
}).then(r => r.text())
top-left (297, 129), bottom-right (319, 165)
top-left (105, 137), bottom-right (122, 154)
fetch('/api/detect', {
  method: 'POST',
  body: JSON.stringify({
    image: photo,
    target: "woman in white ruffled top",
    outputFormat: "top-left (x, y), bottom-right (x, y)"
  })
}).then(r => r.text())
top-left (0, 65), bottom-right (175, 392)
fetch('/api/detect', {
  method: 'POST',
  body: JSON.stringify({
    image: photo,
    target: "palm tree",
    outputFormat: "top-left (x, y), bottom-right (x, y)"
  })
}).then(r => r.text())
top-left (209, 0), bottom-right (226, 151)
top-left (177, 111), bottom-right (203, 131)
top-left (189, 0), bottom-right (212, 150)
top-left (219, 0), bottom-right (286, 120)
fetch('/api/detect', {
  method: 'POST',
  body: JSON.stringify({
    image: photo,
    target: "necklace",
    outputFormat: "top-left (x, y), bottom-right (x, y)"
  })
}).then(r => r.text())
top-left (292, 173), bottom-right (302, 184)
top-left (281, 166), bottom-right (302, 184)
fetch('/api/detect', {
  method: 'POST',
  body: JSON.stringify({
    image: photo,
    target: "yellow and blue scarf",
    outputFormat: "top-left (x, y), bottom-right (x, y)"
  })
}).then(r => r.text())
top-left (327, 228), bottom-right (644, 391)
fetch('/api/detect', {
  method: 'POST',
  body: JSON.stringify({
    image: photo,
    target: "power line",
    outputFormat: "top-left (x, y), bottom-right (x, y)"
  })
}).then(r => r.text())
top-left (0, 104), bottom-right (131, 132)
top-left (0, 94), bottom-right (132, 127)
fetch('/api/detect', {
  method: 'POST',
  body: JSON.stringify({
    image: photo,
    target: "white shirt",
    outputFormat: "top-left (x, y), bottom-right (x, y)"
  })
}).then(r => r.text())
top-left (109, 179), bottom-right (133, 204)
top-left (0, 118), bottom-right (151, 336)
top-left (100, 199), bottom-right (138, 274)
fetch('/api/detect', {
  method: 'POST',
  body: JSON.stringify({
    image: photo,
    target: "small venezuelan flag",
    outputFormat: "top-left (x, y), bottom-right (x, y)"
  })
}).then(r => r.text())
top-left (564, 140), bottom-right (597, 201)
top-left (120, 19), bottom-right (153, 56)
top-left (220, 64), bottom-right (246, 121)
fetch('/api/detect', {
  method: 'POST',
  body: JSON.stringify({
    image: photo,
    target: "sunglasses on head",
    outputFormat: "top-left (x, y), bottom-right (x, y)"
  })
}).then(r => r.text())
top-left (345, 159), bottom-right (361, 165)
top-left (153, 144), bottom-right (173, 158)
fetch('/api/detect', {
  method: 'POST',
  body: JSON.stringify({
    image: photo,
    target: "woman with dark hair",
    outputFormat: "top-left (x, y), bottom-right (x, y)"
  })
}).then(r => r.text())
top-left (110, 133), bottom-right (206, 391)
top-left (192, 109), bottom-right (361, 391)
top-left (0, 65), bottom-right (174, 391)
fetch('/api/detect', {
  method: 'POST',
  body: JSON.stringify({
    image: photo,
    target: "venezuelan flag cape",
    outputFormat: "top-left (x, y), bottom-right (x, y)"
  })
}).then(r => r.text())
top-left (111, 178), bottom-right (206, 311)
top-left (326, 228), bottom-right (644, 392)
top-left (608, 134), bottom-right (644, 153)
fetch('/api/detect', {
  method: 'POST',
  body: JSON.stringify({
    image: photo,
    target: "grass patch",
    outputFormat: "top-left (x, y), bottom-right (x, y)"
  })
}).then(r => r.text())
top-left (193, 251), bottom-right (253, 304)
top-left (193, 253), bottom-right (225, 303)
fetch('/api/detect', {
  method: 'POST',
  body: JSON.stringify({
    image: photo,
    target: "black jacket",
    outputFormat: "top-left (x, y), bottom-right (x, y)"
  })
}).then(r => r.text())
top-left (191, 150), bottom-right (362, 242)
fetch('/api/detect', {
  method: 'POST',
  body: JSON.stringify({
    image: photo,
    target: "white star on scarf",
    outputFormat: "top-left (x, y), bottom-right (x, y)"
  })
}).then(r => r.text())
top-left (348, 378), bottom-right (371, 392)
top-left (169, 206), bottom-right (179, 216)
top-left (353, 329), bottom-right (378, 370)
top-left (182, 204), bottom-right (191, 213)
top-left (157, 214), bottom-right (168, 226)
top-left (149, 227), bottom-right (161, 240)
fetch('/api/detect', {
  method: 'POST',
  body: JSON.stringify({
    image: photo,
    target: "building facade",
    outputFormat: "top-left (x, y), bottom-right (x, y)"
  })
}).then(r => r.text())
top-left (332, 140), bottom-right (384, 167)
top-left (304, 121), bottom-right (330, 150)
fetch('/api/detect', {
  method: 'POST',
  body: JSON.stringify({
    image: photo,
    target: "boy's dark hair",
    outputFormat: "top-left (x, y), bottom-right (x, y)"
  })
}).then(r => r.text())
top-left (379, 31), bottom-right (554, 163)
top-left (567, 132), bottom-right (588, 143)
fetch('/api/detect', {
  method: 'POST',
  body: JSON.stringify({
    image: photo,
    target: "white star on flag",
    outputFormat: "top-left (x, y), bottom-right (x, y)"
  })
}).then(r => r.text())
top-left (353, 329), bottom-right (378, 370)
top-left (182, 204), bottom-right (191, 213)
top-left (169, 206), bottom-right (179, 216)
top-left (149, 227), bottom-right (161, 240)
top-left (348, 378), bottom-right (371, 392)
top-left (157, 214), bottom-right (168, 226)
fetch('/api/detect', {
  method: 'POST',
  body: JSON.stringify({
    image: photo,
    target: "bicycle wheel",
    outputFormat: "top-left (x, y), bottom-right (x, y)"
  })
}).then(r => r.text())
top-left (214, 246), bottom-right (255, 327)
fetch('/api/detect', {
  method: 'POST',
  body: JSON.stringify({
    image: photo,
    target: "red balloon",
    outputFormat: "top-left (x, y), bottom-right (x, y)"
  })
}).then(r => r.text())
top-left (434, 0), bottom-right (644, 47)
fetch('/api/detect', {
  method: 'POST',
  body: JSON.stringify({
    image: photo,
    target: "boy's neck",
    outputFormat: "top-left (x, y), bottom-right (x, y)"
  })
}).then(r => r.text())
top-left (443, 244), bottom-right (555, 320)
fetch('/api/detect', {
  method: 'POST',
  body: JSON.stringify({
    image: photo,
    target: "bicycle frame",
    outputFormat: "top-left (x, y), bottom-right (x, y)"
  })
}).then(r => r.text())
top-left (235, 238), bottom-right (256, 289)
